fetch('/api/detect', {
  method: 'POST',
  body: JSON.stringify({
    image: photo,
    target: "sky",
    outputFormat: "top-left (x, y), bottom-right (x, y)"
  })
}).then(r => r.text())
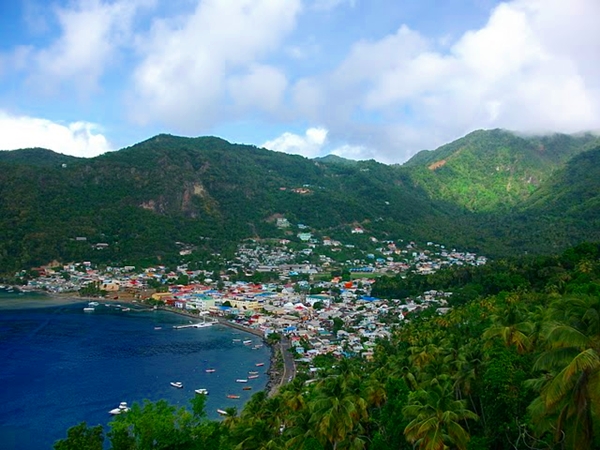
top-left (0, 0), bottom-right (599, 164)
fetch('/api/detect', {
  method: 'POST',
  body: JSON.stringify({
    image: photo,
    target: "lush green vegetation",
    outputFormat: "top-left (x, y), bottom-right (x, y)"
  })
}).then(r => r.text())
top-left (2, 130), bottom-right (600, 273)
top-left (405, 129), bottom-right (600, 212)
top-left (55, 242), bottom-right (600, 449)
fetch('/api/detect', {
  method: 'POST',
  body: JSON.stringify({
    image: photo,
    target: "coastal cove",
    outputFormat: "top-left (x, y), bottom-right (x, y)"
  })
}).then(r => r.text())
top-left (0, 292), bottom-right (271, 450)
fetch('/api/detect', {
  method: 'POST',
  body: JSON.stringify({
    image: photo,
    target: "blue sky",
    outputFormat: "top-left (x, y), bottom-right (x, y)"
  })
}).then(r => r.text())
top-left (0, 0), bottom-right (599, 163)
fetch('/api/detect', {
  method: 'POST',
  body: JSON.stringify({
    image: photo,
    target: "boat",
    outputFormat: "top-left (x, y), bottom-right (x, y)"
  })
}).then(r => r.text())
top-left (236, 379), bottom-right (248, 383)
top-left (248, 375), bottom-right (259, 379)
top-left (88, 301), bottom-right (100, 307)
top-left (227, 394), bottom-right (240, 399)
top-left (108, 402), bottom-right (129, 415)
top-left (255, 363), bottom-right (265, 367)
top-left (83, 306), bottom-right (95, 312)
top-left (248, 371), bottom-right (259, 375)
top-left (217, 409), bottom-right (228, 416)
top-left (243, 340), bottom-right (252, 345)
top-left (122, 307), bottom-right (131, 312)
top-left (232, 339), bottom-right (241, 342)
top-left (170, 381), bottom-right (183, 388)
top-left (154, 326), bottom-right (162, 330)
top-left (242, 387), bottom-right (252, 390)
top-left (195, 388), bottom-right (209, 395)
top-left (205, 368), bottom-right (216, 373)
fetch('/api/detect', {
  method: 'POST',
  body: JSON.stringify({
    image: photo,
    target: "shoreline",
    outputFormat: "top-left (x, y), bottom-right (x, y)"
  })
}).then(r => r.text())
top-left (1, 290), bottom-right (290, 395)
top-left (158, 306), bottom-right (286, 395)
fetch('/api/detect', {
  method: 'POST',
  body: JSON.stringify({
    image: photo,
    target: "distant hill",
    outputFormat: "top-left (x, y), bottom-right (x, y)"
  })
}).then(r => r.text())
top-left (0, 148), bottom-right (79, 167)
top-left (1, 130), bottom-right (599, 271)
top-left (404, 129), bottom-right (600, 212)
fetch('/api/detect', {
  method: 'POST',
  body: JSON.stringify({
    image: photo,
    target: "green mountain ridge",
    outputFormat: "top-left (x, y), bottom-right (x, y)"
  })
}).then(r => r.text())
top-left (1, 129), bottom-right (600, 271)
top-left (404, 129), bottom-right (600, 212)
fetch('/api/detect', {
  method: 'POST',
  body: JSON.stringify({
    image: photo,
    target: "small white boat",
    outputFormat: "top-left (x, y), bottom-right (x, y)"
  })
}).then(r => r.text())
top-left (122, 307), bottom-right (131, 312)
top-left (83, 306), bottom-right (95, 312)
top-left (248, 375), bottom-right (259, 379)
top-left (243, 340), bottom-right (252, 345)
top-left (232, 339), bottom-right (241, 342)
top-left (236, 379), bottom-right (248, 383)
top-left (217, 409), bottom-right (228, 416)
top-left (88, 301), bottom-right (100, 307)
top-left (170, 381), bottom-right (183, 388)
top-left (255, 363), bottom-right (264, 367)
top-left (195, 388), bottom-right (209, 395)
top-left (205, 368), bottom-right (216, 373)
top-left (109, 402), bottom-right (129, 415)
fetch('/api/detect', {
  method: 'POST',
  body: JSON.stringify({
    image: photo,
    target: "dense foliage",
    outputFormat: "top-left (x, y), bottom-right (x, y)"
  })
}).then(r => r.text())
top-left (2, 130), bottom-right (600, 272)
top-left (56, 242), bottom-right (600, 449)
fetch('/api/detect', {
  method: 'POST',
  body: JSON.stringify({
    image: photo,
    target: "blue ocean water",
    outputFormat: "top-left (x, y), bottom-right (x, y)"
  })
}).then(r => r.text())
top-left (0, 293), bottom-right (270, 449)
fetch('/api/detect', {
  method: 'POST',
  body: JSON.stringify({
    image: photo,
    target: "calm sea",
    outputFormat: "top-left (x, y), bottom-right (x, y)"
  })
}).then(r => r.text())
top-left (0, 292), bottom-right (270, 449)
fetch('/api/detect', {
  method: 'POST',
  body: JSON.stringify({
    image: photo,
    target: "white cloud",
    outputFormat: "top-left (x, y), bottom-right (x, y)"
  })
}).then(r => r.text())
top-left (263, 127), bottom-right (328, 158)
top-left (129, 0), bottom-right (301, 130)
top-left (12, 0), bottom-right (154, 94)
top-left (297, 0), bottom-right (600, 162)
top-left (262, 126), bottom-right (372, 160)
top-left (227, 64), bottom-right (288, 114)
top-left (0, 111), bottom-right (112, 157)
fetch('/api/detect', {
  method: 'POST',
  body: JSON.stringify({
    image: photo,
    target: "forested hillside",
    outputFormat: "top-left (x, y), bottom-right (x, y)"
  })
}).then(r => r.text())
top-left (404, 129), bottom-right (600, 211)
top-left (1, 130), bottom-right (600, 272)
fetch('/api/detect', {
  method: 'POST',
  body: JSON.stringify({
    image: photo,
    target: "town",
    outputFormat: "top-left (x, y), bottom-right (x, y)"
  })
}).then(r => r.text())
top-left (11, 223), bottom-right (487, 365)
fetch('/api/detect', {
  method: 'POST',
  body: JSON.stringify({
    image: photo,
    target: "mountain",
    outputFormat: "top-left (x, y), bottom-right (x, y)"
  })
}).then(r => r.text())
top-left (0, 134), bottom-right (469, 271)
top-left (404, 129), bottom-right (600, 212)
top-left (1, 130), bottom-right (599, 272)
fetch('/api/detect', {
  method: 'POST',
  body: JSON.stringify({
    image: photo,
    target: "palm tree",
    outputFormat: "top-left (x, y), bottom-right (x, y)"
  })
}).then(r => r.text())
top-left (482, 302), bottom-right (534, 354)
top-left (403, 379), bottom-right (478, 450)
top-left (528, 295), bottom-right (600, 449)
top-left (310, 375), bottom-right (367, 450)
top-left (284, 409), bottom-right (318, 450)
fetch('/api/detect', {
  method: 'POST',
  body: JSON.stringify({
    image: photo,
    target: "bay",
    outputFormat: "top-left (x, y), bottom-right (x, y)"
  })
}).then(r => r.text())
top-left (0, 292), bottom-right (270, 449)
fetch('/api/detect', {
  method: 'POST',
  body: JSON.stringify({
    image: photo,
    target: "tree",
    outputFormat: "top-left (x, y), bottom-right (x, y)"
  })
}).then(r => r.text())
top-left (403, 380), bottom-right (478, 450)
top-left (54, 422), bottom-right (104, 450)
top-left (527, 295), bottom-right (600, 449)
top-left (310, 374), bottom-right (367, 449)
top-left (482, 297), bottom-right (534, 354)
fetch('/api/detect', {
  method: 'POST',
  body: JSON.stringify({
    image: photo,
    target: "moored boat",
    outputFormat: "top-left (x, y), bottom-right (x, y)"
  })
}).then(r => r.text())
top-left (236, 379), bottom-right (248, 383)
top-left (195, 388), bottom-right (209, 395)
top-left (243, 340), bottom-right (252, 345)
top-left (109, 402), bottom-right (129, 415)
top-left (255, 363), bottom-right (264, 367)
top-left (217, 409), bottom-right (228, 415)
top-left (248, 374), bottom-right (259, 379)
top-left (243, 387), bottom-right (252, 390)
top-left (227, 394), bottom-right (240, 399)
top-left (170, 381), bottom-right (183, 388)
top-left (205, 368), bottom-right (216, 373)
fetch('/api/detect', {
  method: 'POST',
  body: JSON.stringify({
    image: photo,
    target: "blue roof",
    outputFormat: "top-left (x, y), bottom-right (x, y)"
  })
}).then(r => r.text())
top-left (360, 296), bottom-right (380, 302)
